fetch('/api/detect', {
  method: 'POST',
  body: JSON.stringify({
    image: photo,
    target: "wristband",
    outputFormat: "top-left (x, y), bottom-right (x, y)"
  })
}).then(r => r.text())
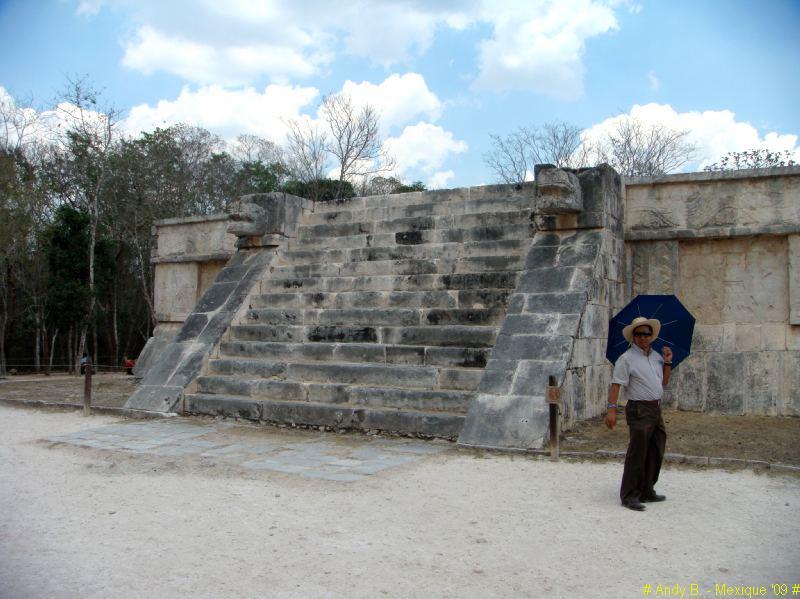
top-left (664, 362), bottom-right (672, 366)
top-left (607, 403), bottom-right (618, 409)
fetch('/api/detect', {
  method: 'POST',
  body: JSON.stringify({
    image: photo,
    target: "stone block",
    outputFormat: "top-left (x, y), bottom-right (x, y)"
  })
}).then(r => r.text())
top-left (779, 352), bottom-right (800, 416)
top-left (557, 244), bottom-right (599, 268)
top-left (458, 393), bottom-right (550, 449)
top-left (671, 353), bottom-right (705, 411)
top-left (125, 384), bottom-right (184, 412)
top-left (425, 347), bottom-right (489, 368)
top-left (437, 368), bottom-right (482, 391)
top-left (251, 380), bottom-right (308, 401)
top-left (692, 325), bottom-right (723, 352)
top-left (511, 360), bottom-right (567, 396)
top-left (195, 281), bottom-right (237, 313)
top-left (185, 394), bottom-right (261, 420)
top-left (457, 289), bottom-right (510, 310)
top-left (385, 345), bottom-right (425, 365)
top-left (721, 323), bottom-right (736, 352)
top-left (383, 326), bottom-right (496, 348)
top-left (524, 246), bottom-right (559, 270)
top-left (154, 262), bottom-right (199, 320)
top-left (735, 324), bottom-right (761, 351)
top-left (746, 351), bottom-right (780, 415)
top-left (705, 353), bottom-right (745, 414)
top-left (307, 384), bottom-right (350, 404)
top-left (498, 335), bottom-right (572, 362)
top-left (790, 235), bottom-right (800, 324)
top-left (761, 324), bottom-right (786, 350)
top-left (556, 314), bottom-right (582, 337)
top-left (788, 327), bottom-right (800, 350)
top-left (579, 303), bottom-right (609, 339)
top-left (534, 166), bottom-right (583, 214)
top-left (289, 362), bottom-right (437, 389)
top-left (498, 313), bottom-right (556, 336)
top-left (525, 292), bottom-right (586, 315)
top-left (476, 367), bottom-right (514, 395)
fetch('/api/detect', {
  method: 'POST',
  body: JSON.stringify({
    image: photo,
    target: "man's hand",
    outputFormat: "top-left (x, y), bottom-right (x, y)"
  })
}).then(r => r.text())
top-left (605, 409), bottom-right (617, 429)
top-left (661, 346), bottom-right (673, 363)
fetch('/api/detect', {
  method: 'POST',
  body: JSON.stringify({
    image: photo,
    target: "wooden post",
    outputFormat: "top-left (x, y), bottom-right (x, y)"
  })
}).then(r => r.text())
top-left (83, 359), bottom-right (92, 417)
top-left (547, 375), bottom-right (560, 461)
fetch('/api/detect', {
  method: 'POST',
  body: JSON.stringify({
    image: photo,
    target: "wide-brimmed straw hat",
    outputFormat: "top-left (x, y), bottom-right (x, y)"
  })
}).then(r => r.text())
top-left (622, 316), bottom-right (661, 344)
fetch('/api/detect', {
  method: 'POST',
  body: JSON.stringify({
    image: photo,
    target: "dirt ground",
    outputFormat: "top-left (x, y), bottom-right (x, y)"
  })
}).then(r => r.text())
top-left (1, 373), bottom-right (798, 465)
top-left (1, 405), bottom-right (798, 599)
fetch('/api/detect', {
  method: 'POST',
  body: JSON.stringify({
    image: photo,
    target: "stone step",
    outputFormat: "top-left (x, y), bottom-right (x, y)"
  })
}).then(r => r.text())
top-left (308, 185), bottom-right (533, 214)
top-left (277, 238), bottom-right (530, 267)
top-left (267, 255), bottom-right (525, 280)
top-left (219, 341), bottom-right (491, 368)
top-left (201, 358), bottom-right (483, 393)
top-left (249, 289), bottom-right (511, 310)
top-left (303, 198), bottom-right (533, 226)
top-left (295, 209), bottom-right (533, 243)
top-left (291, 222), bottom-right (533, 253)
top-left (259, 271), bottom-right (520, 293)
top-left (230, 324), bottom-right (498, 347)
top-left (242, 307), bottom-right (506, 327)
top-left (184, 394), bottom-right (467, 437)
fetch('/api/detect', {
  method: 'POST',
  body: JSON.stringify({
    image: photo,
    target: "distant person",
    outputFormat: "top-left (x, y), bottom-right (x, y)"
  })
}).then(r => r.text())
top-left (79, 352), bottom-right (89, 375)
top-left (122, 357), bottom-right (136, 376)
top-left (605, 317), bottom-right (673, 511)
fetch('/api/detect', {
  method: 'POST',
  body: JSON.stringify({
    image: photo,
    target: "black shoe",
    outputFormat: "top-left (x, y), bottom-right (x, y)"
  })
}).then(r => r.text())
top-left (622, 501), bottom-right (646, 511)
top-left (641, 494), bottom-right (666, 503)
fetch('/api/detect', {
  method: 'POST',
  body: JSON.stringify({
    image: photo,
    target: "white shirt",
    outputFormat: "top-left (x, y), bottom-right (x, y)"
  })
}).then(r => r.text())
top-left (611, 345), bottom-right (664, 402)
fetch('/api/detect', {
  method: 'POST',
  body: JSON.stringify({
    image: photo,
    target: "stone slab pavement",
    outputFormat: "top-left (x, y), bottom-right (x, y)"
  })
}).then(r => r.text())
top-left (46, 417), bottom-right (447, 482)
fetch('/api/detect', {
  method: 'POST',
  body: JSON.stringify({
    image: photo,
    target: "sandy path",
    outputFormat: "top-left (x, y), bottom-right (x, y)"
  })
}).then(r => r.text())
top-left (1, 405), bottom-right (798, 599)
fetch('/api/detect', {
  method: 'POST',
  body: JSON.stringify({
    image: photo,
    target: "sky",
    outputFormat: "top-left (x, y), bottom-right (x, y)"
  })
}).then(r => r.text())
top-left (1, 0), bottom-right (798, 189)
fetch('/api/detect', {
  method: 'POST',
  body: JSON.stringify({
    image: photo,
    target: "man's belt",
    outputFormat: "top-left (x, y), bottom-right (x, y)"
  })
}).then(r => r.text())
top-left (630, 399), bottom-right (661, 407)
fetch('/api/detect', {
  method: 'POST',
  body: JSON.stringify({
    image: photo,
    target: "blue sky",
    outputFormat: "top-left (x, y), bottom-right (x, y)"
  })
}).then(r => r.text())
top-left (1, 0), bottom-right (798, 188)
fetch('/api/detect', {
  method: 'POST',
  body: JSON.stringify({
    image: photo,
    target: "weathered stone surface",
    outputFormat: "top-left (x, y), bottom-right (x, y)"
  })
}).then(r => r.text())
top-left (779, 352), bottom-right (800, 415)
top-left (671, 353), bottom-right (705, 411)
top-left (126, 385), bottom-right (185, 413)
top-left (706, 353), bottom-right (744, 414)
top-left (746, 351), bottom-right (780, 415)
top-left (790, 235), bottom-right (800, 325)
top-left (534, 165), bottom-right (583, 214)
top-left (458, 394), bottom-right (549, 449)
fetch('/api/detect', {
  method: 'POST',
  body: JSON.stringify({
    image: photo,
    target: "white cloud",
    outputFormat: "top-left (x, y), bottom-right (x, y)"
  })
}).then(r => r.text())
top-left (123, 84), bottom-right (319, 143)
top-left (339, 74), bottom-right (443, 134)
top-left (122, 26), bottom-right (318, 85)
top-left (472, 0), bottom-right (619, 99)
top-left (647, 71), bottom-right (660, 91)
top-left (385, 122), bottom-right (468, 181)
top-left (79, 0), bottom-right (619, 99)
top-left (427, 170), bottom-right (456, 189)
top-left (582, 103), bottom-right (800, 171)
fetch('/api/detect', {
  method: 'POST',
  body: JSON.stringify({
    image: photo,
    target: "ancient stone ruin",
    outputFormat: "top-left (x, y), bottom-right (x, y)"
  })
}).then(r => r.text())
top-left (127, 164), bottom-right (800, 450)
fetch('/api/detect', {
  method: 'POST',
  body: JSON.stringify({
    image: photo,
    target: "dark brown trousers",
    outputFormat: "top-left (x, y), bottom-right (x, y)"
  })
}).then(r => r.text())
top-left (620, 401), bottom-right (666, 505)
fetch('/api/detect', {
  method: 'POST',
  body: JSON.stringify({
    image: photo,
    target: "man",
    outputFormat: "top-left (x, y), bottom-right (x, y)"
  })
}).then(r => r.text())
top-left (605, 316), bottom-right (673, 511)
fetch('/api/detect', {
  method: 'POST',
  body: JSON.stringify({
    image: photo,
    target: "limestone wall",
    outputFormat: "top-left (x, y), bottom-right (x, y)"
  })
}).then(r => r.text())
top-left (133, 215), bottom-right (237, 378)
top-left (624, 167), bottom-right (800, 416)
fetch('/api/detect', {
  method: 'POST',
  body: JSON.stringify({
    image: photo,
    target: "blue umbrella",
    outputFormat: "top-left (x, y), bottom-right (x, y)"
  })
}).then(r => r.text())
top-left (606, 294), bottom-right (696, 368)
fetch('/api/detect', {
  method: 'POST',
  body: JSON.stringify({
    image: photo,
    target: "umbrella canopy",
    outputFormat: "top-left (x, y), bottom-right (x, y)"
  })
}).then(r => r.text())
top-left (606, 294), bottom-right (696, 368)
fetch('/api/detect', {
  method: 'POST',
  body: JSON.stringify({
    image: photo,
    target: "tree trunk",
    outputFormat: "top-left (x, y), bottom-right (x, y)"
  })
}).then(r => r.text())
top-left (77, 326), bottom-right (87, 376)
top-left (0, 317), bottom-right (6, 377)
top-left (113, 278), bottom-right (119, 367)
top-left (92, 322), bottom-right (98, 372)
top-left (34, 320), bottom-right (41, 374)
top-left (49, 328), bottom-right (58, 373)
top-left (43, 322), bottom-right (51, 376)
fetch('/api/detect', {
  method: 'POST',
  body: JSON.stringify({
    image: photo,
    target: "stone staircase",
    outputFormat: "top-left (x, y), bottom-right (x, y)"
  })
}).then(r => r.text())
top-left (184, 189), bottom-right (536, 437)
